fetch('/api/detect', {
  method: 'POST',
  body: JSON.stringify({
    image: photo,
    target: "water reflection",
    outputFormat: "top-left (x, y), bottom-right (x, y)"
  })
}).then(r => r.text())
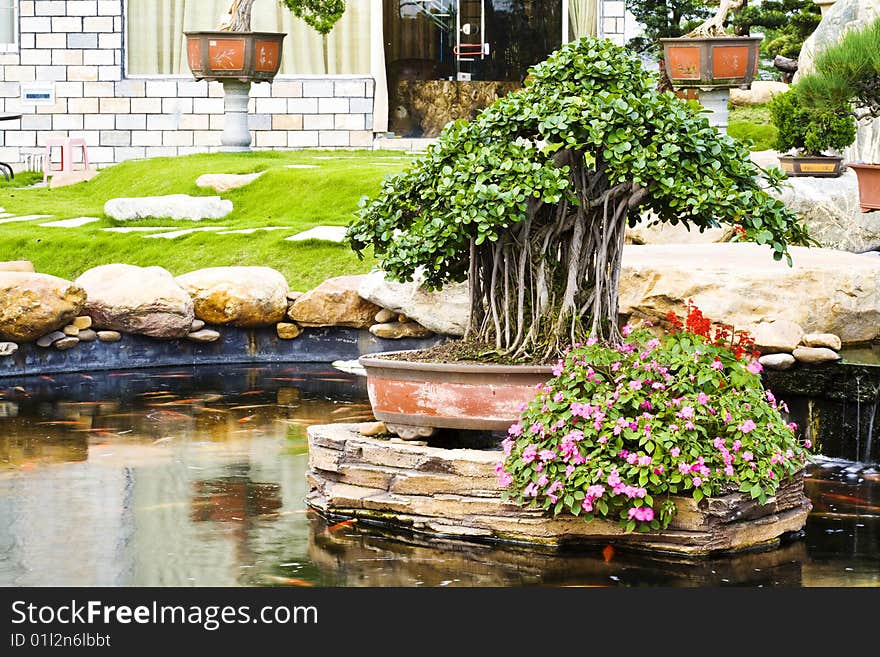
top-left (0, 364), bottom-right (878, 587)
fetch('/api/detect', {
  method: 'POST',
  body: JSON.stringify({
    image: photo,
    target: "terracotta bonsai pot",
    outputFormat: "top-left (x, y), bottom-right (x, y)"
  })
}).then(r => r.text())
top-left (778, 155), bottom-right (844, 178)
top-left (660, 36), bottom-right (762, 89)
top-left (848, 163), bottom-right (880, 212)
top-left (185, 31), bottom-right (286, 83)
top-left (359, 351), bottom-right (553, 439)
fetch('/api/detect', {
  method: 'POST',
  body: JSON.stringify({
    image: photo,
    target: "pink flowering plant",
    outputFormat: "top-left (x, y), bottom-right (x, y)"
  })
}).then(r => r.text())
top-left (497, 307), bottom-right (812, 533)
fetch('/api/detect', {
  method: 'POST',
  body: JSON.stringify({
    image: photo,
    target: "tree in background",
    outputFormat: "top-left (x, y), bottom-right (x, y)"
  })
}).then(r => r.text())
top-left (625, 1), bottom-right (711, 55)
top-left (733, 0), bottom-right (821, 60)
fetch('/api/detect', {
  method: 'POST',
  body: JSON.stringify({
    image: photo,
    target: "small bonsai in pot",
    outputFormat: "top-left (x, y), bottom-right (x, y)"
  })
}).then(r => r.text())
top-left (660, 1), bottom-right (763, 89)
top-left (769, 88), bottom-right (856, 177)
top-left (347, 38), bottom-right (809, 437)
top-left (796, 16), bottom-right (880, 210)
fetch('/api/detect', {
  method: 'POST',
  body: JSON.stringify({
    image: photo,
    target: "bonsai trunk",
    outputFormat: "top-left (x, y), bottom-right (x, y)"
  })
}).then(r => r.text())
top-left (219, 0), bottom-right (256, 31)
top-left (465, 150), bottom-right (647, 360)
top-left (687, 0), bottom-right (747, 38)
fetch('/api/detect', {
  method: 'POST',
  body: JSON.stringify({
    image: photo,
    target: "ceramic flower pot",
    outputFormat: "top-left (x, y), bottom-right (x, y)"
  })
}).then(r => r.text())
top-left (660, 36), bottom-right (762, 89)
top-left (358, 351), bottom-right (553, 439)
top-left (848, 163), bottom-right (880, 212)
top-left (778, 155), bottom-right (844, 178)
top-left (185, 31), bottom-right (286, 83)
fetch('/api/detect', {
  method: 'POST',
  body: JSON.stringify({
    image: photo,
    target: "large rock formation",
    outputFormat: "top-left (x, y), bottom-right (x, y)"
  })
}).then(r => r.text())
top-left (75, 264), bottom-right (194, 338)
top-left (796, 0), bottom-right (880, 164)
top-left (626, 217), bottom-right (735, 245)
top-left (176, 266), bottom-right (289, 327)
top-left (0, 272), bottom-right (86, 342)
top-left (618, 243), bottom-right (880, 345)
top-left (104, 194), bottom-right (233, 221)
top-left (769, 170), bottom-right (880, 253)
top-left (288, 275), bottom-right (382, 329)
top-left (358, 269), bottom-right (470, 336)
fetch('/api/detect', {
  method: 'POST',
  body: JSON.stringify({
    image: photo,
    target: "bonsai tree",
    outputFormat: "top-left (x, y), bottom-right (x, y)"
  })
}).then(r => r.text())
top-left (732, 0), bottom-right (821, 60)
top-left (347, 38), bottom-right (809, 361)
top-left (796, 17), bottom-right (880, 123)
top-left (219, 0), bottom-right (346, 34)
top-left (625, 1), bottom-right (712, 55)
top-left (769, 88), bottom-right (857, 156)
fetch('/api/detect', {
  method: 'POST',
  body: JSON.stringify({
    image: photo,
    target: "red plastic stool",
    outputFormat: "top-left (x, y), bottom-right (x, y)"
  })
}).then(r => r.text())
top-left (43, 137), bottom-right (90, 183)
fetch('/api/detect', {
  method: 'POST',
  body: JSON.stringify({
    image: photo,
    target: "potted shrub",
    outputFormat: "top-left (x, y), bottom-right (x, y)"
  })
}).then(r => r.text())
top-left (184, 0), bottom-right (345, 150)
top-left (769, 88), bottom-right (856, 177)
top-left (347, 38), bottom-right (809, 439)
top-left (796, 17), bottom-right (880, 211)
top-left (660, 1), bottom-right (762, 89)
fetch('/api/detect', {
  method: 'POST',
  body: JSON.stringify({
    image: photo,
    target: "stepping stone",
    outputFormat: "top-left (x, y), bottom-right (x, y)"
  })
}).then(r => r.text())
top-left (0, 213), bottom-right (12, 218)
top-left (102, 226), bottom-right (179, 233)
top-left (0, 215), bottom-right (52, 225)
top-left (284, 226), bottom-right (347, 243)
top-left (144, 227), bottom-right (228, 239)
top-left (285, 164), bottom-right (319, 169)
top-left (216, 226), bottom-right (291, 235)
top-left (40, 217), bottom-right (101, 228)
top-left (104, 194), bottom-right (232, 221)
top-left (196, 172), bottom-right (265, 192)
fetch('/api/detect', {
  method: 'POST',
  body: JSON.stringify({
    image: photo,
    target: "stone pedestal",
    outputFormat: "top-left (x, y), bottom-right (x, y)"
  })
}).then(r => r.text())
top-left (698, 88), bottom-right (730, 130)
top-left (220, 80), bottom-right (252, 152)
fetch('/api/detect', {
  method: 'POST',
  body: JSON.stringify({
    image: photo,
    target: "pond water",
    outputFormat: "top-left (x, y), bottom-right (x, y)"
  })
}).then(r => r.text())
top-left (0, 364), bottom-right (878, 587)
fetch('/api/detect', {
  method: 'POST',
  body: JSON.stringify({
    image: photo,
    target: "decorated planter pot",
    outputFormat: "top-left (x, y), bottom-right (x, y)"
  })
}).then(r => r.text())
top-left (660, 36), bottom-right (762, 89)
top-left (358, 351), bottom-right (553, 439)
top-left (848, 163), bottom-right (880, 212)
top-left (778, 155), bottom-right (844, 178)
top-left (185, 31), bottom-right (286, 83)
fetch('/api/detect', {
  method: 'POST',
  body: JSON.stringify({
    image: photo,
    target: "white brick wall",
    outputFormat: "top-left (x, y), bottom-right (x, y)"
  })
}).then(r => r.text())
top-left (0, 1), bottom-right (378, 165)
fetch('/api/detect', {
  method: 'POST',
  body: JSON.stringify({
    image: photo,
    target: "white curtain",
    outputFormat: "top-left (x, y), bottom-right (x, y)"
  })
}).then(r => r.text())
top-left (0, 0), bottom-right (16, 45)
top-left (127, 0), bottom-right (372, 75)
top-left (568, 0), bottom-right (597, 40)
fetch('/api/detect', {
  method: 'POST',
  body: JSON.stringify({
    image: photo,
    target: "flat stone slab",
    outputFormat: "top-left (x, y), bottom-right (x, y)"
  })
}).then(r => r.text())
top-left (0, 215), bottom-right (52, 224)
top-left (196, 172), bottom-right (265, 192)
top-left (102, 226), bottom-right (179, 234)
top-left (143, 227), bottom-right (228, 239)
top-left (40, 217), bottom-right (101, 228)
top-left (307, 424), bottom-right (812, 556)
top-left (104, 194), bottom-right (233, 221)
top-left (217, 227), bottom-right (291, 235)
top-left (285, 226), bottom-right (348, 243)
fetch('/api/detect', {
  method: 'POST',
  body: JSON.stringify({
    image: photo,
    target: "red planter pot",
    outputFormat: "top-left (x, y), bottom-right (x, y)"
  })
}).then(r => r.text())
top-left (359, 352), bottom-right (553, 439)
top-left (849, 163), bottom-right (880, 212)
top-left (185, 31), bottom-right (286, 83)
top-left (660, 36), bottom-right (762, 89)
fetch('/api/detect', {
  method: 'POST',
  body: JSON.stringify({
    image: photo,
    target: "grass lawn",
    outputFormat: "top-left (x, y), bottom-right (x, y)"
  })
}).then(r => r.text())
top-left (0, 150), bottom-right (413, 290)
top-left (727, 103), bottom-right (778, 152)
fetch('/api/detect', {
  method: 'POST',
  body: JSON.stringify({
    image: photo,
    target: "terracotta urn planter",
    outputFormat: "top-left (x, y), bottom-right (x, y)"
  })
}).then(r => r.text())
top-left (778, 155), bottom-right (844, 178)
top-left (848, 163), bottom-right (880, 212)
top-left (358, 351), bottom-right (553, 439)
top-left (185, 31), bottom-right (286, 83)
top-left (660, 36), bottom-right (762, 89)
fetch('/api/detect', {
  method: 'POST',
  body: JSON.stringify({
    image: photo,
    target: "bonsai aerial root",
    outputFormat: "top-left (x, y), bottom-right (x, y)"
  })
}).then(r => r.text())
top-left (467, 151), bottom-right (648, 361)
top-left (686, 0), bottom-right (747, 38)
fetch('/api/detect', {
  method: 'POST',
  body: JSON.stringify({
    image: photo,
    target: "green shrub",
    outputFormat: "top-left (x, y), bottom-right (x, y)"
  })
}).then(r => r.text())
top-left (769, 89), bottom-right (856, 156)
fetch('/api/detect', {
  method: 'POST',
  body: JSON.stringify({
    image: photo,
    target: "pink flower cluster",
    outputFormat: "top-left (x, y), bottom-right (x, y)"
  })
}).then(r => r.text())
top-left (628, 507), bottom-right (655, 522)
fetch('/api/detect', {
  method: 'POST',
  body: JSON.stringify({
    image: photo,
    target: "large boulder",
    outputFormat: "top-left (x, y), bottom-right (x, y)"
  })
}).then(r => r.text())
top-left (288, 275), bottom-right (382, 329)
top-left (0, 272), bottom-right (86, 342)
top-left (796, 0), bottom-right (880, 164)
top-left (358, 269), bottom-right (470, 336)
top-left (176, 266), bottom-right (289, 327)
top-left (618, 243), bottom-right (880, 346)
top-left (770, 169), bottom-right (880, 253)
top-left (104, 194), bottom-right (232, 221)
top-left (729, 81), bottom-right (789, 106)
top-left (75, 264), bottom-right (194, 338)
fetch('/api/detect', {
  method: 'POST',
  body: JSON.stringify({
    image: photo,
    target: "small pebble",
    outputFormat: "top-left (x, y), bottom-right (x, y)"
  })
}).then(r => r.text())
top-left (72, 316), bottom-right (92, 330)
top-left (54, 337), bottom-right (79, 350)
top-left (97, 330), bottom-right (122, 343)
top-left (77, 329), bottom-right (98, 342)
top-left (36, 331), bottom-right (66, 347)
top-left (63, 325), bottom-right (79, 337)
top-left (186, 329), bottom-right (220, 343)
top-left (190, 319), bottom-right (205, 332)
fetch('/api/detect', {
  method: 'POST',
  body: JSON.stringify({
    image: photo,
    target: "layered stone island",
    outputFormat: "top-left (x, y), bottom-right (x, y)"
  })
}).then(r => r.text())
top-left (307, 424), bottom-right (813, 557)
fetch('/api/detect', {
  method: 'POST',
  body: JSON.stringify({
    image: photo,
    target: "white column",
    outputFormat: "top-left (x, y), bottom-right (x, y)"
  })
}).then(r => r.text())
top-left (220, 80), bottom-right (252, 152)
top-left (370, 0), bottom-right (389, 134)
top-left (698, 88), bottom-right (730, 131)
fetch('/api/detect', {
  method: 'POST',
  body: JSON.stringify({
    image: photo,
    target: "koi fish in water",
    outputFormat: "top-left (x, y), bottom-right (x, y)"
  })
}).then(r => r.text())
top-left (261, 575), bottom-right (314, 587)
top-left (327, 518), bottom-right (357, 533)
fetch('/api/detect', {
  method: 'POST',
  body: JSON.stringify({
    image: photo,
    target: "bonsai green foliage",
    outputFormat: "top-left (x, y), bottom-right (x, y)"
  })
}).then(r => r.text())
top-left (733, 0), bottom-right (820, 59)
top-left (347, 38), bottom-right (809, 360)
top-left (280, 0), bottom-right (346, 35)
top-left (625, 0), bottom-right (711, 55)
top-left (769, 89), bottom-right (856, 156)
top-left (797, 17), bottom-right (880, 121)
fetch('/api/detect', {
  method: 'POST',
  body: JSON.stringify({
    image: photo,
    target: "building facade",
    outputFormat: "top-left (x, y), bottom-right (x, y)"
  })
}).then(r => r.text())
top-left (0, 1), bottom-right (626, 166)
